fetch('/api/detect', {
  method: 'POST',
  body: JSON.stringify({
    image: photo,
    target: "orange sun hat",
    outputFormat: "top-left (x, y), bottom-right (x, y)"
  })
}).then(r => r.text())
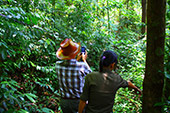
top-left (56, 38), bottom-right (81, 60)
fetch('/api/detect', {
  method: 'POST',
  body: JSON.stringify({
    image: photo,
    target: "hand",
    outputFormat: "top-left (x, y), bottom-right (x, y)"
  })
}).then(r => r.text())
top-left (134, 88), bottom-right (142, 97)
top-left (82, 51), bottom-right (88, 62)
top-left (76, 51), bottom-right (88, 62)
top-left (127, 81), bottom-right (142, 97)
top-left (76, 53), bottom-right (82, 61)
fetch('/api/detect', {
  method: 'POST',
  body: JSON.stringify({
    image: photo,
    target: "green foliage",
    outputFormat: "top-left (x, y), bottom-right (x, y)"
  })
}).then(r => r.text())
top-left (154, 97), bottom-right (170, 113)
top-left (0, 0), bottom-right (148, 112)
top-left (114, 89), bottom-right (142, 113)
top-left (0, 1), bottom-right (59, 112)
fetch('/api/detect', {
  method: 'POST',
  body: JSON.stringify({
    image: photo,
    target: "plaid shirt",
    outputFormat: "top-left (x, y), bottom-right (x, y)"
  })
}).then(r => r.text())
top-left (56, 59), bottom-right (92, 99)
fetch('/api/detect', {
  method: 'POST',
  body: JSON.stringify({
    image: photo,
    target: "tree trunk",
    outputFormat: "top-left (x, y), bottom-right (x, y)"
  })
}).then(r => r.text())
top-left (141, 0), bottom-right (146, 36)
top-left (52, 0), bottom-right (55, 16)
top-left (125, 0), bottom-right (129, 28)
top-left (142, 0), bottom-right (166, 113)
top-left (97, 0), bottom-right (99, 17)
top-left (102, 0), bottom-right (105, 19)
top-left (107, 0), bottom-right (110, 30)
top-left (102, 0), bottom-right (105, 26)
top-left (24, 0), bottom-right (30, 12)
top-left (126, 0), bottom-right (129, 10)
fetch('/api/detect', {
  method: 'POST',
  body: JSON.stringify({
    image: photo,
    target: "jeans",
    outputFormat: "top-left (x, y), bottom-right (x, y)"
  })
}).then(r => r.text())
top-left (60, 99), bottom-right (80, 113)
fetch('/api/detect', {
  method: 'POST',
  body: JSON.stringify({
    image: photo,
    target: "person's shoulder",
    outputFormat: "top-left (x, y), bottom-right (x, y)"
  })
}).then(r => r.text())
top-left (112, 72), bottom-right (126, 82)
top-left (76, 61), bottom-right (89, 68)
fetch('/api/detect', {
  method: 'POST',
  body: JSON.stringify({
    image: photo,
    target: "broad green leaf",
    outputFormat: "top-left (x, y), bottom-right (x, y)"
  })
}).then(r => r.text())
top-left (25, 93), bottom-right (36, 103)
top-left (165, 73), bottom-right (170, 79)
top-left (0, 81), bottom-right (9, 85)
top-left (17, 109), bottom-right (29, 113)
top-left (30, 61), bottom-right (36, 67)
top-left (2, 101), bottom-right (7, 109)
top-left (19, 97), bottom-right (25, 101)
top-left (26, 93), bottom-right (37, 98)
top-left (46, 39), bottom-right (51, 45)
top-left (1, 42), bottom-right (8, 48)
top-left (41, 107), bottom-right (53, 113)
top-left (14, 63), bottom-right (20, 68)
top-left (1, 49), bottom-right (7, 60)
top-left (35, 12), bottom-right (40, 18)
top-left (7, 0), bottom-right (14, 3)
top-left (154, 102), bottom-right (164, 107)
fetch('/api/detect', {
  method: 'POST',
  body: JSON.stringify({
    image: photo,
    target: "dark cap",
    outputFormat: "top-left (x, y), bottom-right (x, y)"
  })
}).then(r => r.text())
top-left (101, 50), bottom-right (118, 66)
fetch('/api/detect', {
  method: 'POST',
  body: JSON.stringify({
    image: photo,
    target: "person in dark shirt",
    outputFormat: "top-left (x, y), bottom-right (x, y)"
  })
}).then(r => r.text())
top-left (78, 50), bottom-right (142, 113)
top-left (56, 38), bottom-right (91, 113)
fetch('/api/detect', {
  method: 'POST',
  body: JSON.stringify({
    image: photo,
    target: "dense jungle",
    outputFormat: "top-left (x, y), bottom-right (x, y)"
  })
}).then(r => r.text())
top-left (0, 0), bottom-right (170, 113)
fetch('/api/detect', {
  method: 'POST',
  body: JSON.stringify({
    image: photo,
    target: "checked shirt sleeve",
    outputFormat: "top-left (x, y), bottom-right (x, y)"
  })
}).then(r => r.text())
top-left (78, 62), bottom-right (92, 77)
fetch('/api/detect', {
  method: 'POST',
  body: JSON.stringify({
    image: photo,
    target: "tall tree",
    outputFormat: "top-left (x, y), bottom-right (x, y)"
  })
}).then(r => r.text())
top-left (141, 0), bottom-right (146, 36)
top-left (107, 0), bottom-right (110, 30)
top-left (142, 0), bottom-right (166, 113)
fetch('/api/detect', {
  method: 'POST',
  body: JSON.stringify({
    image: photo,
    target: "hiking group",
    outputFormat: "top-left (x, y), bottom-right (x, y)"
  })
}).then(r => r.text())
top-left (55, 38), bottom-right (142, 113)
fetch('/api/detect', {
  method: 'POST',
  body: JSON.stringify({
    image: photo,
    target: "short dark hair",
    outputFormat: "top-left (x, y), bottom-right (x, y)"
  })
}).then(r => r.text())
top-left (99, 50), bottom-right (118, 72)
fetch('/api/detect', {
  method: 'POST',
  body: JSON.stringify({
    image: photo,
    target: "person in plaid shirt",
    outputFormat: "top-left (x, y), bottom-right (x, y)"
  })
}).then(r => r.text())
top-left (56, 38), bottom-right (91, 113)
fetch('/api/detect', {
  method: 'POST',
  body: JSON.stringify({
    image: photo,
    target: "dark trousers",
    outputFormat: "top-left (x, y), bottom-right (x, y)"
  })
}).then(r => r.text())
top-left (60, 98), bottom-right (80, 113)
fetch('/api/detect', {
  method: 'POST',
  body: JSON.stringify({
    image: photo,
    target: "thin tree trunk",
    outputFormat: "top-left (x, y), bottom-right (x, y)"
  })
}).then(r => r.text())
top-left (125, 0), bottom-right (129, 28)
top-left (142, 0), bottom-right (166, 113)
top-left (25, 0), bottom-right (30, 12)
top-left (102, 0), bottom-right (105, 26)
top-left (52, 0), bottom-right (55, 16)
top-left (97, 0), bottom-right (99, 17)
top-left (107, 0), bottom-right (110, 30)
top-left (102, 0), bottom-right (105, 19)
top-left (96, 0), bottom-right (101, 29)
top-left (126, 0), bottom-right (129, 10)
top-left (141, 0), bottom-right (147, 36)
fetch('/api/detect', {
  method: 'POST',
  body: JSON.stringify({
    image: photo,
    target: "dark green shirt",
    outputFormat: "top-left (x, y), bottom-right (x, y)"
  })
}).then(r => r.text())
top-left (80, 69), bottom-right (128, 113)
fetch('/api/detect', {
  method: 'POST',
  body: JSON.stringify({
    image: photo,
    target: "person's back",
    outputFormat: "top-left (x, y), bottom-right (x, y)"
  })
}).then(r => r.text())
top-left (81, 70), bottom-right (128, 113)
top-left (78, 50), bottom-right (142, 113)
top-left (56, 59), bottom-right (91, 99)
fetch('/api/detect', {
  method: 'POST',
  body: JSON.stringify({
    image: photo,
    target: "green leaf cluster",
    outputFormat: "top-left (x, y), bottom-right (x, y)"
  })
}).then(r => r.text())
top-left (0, 0), bottom-right (154, 112)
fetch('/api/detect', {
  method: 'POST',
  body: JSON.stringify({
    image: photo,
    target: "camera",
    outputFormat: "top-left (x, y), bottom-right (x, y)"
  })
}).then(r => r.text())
top-left (81, 46), bottom-right (86, 54)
